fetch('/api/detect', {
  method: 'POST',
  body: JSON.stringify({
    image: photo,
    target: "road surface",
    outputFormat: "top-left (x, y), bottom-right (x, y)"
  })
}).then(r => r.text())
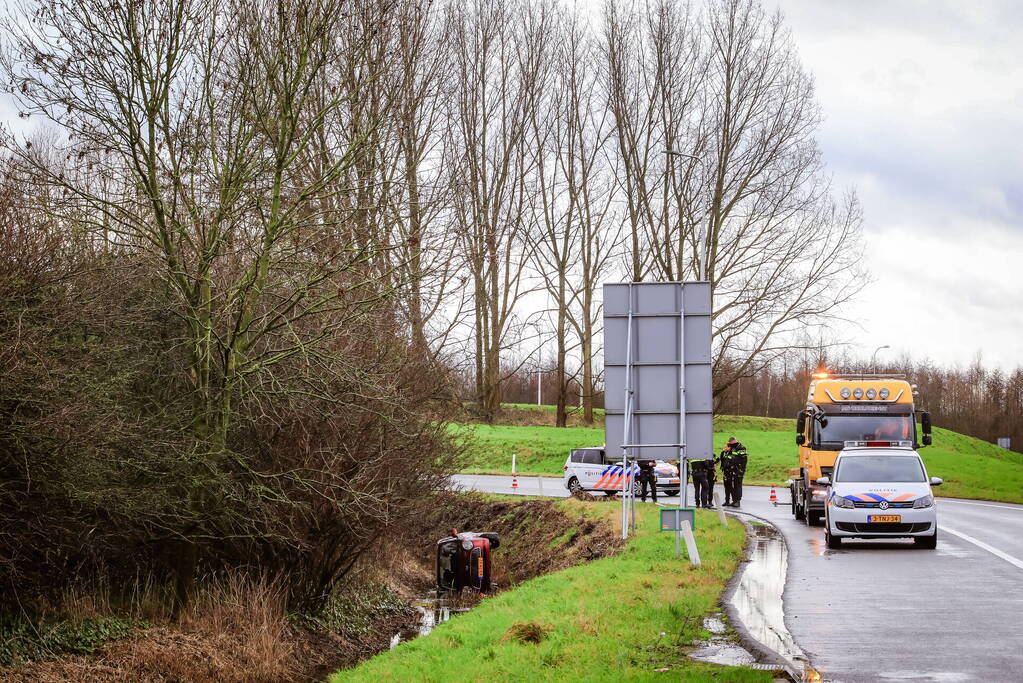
top-left (452, 474), bottom-right (1023, 682)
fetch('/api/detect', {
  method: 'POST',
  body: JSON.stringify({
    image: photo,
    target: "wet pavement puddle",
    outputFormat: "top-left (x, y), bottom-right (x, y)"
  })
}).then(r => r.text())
top-left (728, 523), bottom-right (812, 678)
top-left (389, 592), bottom-right (474, 648)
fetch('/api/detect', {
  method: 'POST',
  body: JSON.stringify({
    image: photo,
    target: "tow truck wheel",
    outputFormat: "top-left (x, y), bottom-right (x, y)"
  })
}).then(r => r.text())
top-left (807, 509), bottom-right (823, 526)
top-left (914, 530), bottom-right (938, 549)
top-left (792, 486), bottom-right (804, 520)
top-left (567, 477), bottom-right (583, 494)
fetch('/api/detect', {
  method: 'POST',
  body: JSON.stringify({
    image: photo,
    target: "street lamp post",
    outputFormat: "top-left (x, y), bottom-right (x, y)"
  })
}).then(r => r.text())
top-left (664, 149), bottom-right (709, 280)
top-left (871, 345), bottom-right (891, 374)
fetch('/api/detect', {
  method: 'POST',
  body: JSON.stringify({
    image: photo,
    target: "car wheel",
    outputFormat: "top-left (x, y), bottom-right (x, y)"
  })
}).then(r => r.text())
top-left (665, 489), bottom-right (680, 496)
top-left (826, 527), bottom-right (843, 549)
top-left (914, 530), bottom-right (938, 549)
top-left (567, 477), bottom-right (583, 493)
top-left (632, 481), bottom-right (642, 496)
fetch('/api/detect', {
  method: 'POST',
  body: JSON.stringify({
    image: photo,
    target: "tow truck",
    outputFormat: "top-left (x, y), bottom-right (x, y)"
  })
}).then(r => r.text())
top-left (791, 372), bottom-right (932, 526)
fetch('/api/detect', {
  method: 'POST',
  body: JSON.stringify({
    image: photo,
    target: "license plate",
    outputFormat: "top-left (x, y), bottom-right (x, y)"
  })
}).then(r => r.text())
top-left (867, 515), bottom-right (901, 523)
top-left (669, 479), bottom-right (680, 484)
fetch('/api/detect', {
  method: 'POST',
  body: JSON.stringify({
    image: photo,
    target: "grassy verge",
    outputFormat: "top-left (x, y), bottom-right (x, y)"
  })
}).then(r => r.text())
top-left (451, 423), bottom-right (604, 475)
top-left (334, 499), bottom-right (772, 682)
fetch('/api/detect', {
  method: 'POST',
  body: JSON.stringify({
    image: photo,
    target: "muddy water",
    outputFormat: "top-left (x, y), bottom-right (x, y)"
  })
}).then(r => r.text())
top-left (688, 614), bottom-right (758, 667)
top-left (389, 593), bottom-right (474, 648)
top-left (727, 523), bottom-right (808, 675)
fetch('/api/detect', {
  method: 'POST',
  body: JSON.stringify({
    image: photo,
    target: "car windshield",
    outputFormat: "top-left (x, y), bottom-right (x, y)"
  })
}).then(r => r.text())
top-left (835, 455), bottom-right (925, 483)
top-left (817, 415), bottom-right (914, 445)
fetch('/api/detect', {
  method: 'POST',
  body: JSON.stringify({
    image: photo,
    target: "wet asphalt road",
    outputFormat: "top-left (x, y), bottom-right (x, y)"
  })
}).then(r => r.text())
top-left (451, 474), bottom-right (1023, 682)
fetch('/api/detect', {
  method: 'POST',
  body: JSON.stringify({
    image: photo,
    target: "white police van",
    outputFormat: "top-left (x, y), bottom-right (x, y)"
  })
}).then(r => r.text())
top-left (818, 441), bottom-right (942, 549)
top-left (563, 447), bottom-right (681, 497)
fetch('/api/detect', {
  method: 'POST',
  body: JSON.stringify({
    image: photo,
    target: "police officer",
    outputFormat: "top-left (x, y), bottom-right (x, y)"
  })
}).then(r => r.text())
top-left (637, 458), bottom-right (657, 503)
top-left (689, 457), bottom-right (706, 508)
top-left (702, 453), bottom-right (718, 508)
top-left (690, 454), bottom-right (716, 508)
top-left (720, 437), bottom-right (748, 508)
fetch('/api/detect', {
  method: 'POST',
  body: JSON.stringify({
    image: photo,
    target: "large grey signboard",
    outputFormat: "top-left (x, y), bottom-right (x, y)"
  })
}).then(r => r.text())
top-left (603, 282), bottom-right (713, 463)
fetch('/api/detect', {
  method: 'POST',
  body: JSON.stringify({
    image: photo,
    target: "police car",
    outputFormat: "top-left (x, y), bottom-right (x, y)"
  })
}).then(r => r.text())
top-left (819, 441), bottom-right (942, 549)
top-left (563, 447), bottom-right (681, 496)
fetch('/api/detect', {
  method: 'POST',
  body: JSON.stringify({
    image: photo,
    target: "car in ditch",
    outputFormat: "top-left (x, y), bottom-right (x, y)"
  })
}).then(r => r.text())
top-left (819, 441), bottom-right (942, 549)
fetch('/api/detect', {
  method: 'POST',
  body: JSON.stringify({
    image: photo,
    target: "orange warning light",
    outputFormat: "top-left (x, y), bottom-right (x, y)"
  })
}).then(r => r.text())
top-left (812, 371), bottom-right (829, 379)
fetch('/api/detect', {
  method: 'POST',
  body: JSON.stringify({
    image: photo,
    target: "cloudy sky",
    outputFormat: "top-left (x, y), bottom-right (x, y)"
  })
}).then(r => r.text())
top-left (772, 0), bottom-right (1023, 370)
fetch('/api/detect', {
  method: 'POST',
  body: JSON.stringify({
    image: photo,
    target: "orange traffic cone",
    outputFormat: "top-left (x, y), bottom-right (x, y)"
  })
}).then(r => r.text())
top-left (511, 474), bottom-right (519, 489)
top-left (769, 486), bottom-right (777, 505)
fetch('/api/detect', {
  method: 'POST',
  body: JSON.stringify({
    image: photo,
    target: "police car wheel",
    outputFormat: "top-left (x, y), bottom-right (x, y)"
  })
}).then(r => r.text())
top-left (913, 530), bottom-right (938, 549)
top-left (825, 528), bottom-right (842, 549)
top-left (665, 489), bottom-right (679, 496)
top-left (568, 477), bottom-right (583, 493)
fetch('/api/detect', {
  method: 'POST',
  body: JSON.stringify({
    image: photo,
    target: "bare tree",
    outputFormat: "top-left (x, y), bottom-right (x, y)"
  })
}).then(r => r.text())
top-left (528, 8), bottom-right (621, 426)
top-left (1, 0), bottom-right (399, 611)
top-left (447, 0), bottom-right (554, 421)
top-left (601, 0), bottom-right (866, 396)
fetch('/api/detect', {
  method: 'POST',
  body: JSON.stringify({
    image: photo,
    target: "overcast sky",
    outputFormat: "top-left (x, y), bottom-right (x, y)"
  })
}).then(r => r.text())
top-left (771, 0), bottom-right (1023, 371)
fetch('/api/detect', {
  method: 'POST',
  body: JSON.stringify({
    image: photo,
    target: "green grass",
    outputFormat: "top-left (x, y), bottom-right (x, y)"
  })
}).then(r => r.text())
top-left (452, 423), bottom-right (604, 476)
top-left (457, 408), bottom-right (1023, 504)
top-left (334, 499), bottom-right (772, 682)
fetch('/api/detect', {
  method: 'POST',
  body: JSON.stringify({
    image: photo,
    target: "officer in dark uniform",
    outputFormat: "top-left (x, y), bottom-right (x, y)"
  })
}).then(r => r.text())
top-left (703, 453), bottom-right (718, 508)
top-left (690, 454), bottom-right (716, 508)
top-left (637, 458), bottom-right (657, 503)
top-left (720, 437), bottom-right (749, 508)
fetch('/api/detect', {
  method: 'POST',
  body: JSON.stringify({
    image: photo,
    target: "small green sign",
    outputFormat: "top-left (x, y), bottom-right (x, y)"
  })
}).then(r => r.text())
top-left (660, 507), bottom-right (696, 531)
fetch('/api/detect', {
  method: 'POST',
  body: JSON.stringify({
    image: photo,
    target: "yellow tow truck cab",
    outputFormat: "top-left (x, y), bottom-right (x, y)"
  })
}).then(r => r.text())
top-left (790, 373), bottom-right (932, 525)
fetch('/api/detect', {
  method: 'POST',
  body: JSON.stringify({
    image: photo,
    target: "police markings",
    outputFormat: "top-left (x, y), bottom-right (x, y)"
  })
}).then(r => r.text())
top-left (591, 464), bottom-right (639, 490)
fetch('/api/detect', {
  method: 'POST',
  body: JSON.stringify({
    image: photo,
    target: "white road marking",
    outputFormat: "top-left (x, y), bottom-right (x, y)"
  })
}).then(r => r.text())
top-left (938, 499), bottom-right (1023, 512)
top-left (943, 526), bottom-right (1023, 572)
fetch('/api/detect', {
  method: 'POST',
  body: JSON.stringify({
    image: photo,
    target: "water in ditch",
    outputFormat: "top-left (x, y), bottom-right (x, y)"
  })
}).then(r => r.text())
top-left (389, 592), bottom-right (474, 649)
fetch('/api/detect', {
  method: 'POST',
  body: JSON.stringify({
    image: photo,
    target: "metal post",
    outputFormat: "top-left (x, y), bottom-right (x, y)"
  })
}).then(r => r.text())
top-left (537, 370), bottom-right (542, 405)
top-left (621, 284), bottom-right (636, 539)
top-left (678, 293), bottom-right (688, 510)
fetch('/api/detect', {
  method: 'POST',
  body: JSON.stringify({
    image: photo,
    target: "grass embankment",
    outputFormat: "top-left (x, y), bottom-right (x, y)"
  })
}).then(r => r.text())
top-left (335, 499), bottom-right (771, 682)
top-left (456, 408), bottom-right (1023, 504)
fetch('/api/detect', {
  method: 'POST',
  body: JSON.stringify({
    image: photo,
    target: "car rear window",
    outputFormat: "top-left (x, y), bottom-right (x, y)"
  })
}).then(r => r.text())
top-left (835, 455), bottom-right (925, 483)
top-left (582, 450), bottom-right (602, 464)
top-left (570, 450), bottom-right (586, 463)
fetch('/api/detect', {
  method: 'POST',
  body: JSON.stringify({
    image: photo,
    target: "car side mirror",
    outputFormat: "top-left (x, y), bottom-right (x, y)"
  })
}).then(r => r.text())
top-left (815, 476), bottom-right (831, 486)
top-left (930, 477), bottom-right (943, 486)
top-left (795, 434), bottom-right (805, 446)
top-left (922, 435), bottom-right (932, 446)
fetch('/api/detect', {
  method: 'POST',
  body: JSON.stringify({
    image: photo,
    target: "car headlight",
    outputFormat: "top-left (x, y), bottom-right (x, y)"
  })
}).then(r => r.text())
top-left (832, 496), bottom-right (855, 509)
top-left (913, 495), bottom-right (934, 509)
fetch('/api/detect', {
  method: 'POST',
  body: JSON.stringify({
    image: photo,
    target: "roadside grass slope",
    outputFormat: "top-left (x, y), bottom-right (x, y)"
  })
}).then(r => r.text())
top-left (455, 408), bottom-right (1023, 504)
top-left (334, 499), bottom-right (772, 682)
